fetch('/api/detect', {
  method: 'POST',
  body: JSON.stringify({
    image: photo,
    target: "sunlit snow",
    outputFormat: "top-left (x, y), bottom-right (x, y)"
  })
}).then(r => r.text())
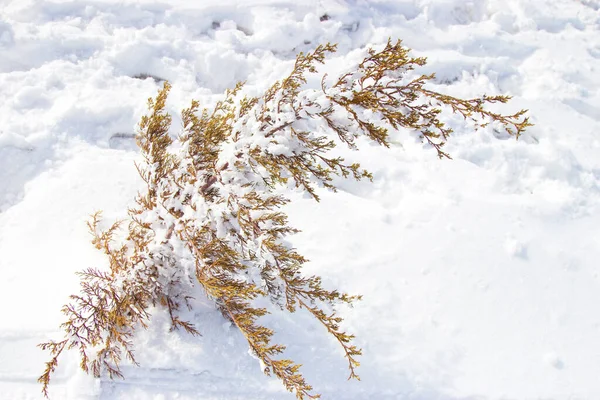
top-left (1, 0), bottom-right (599, 399)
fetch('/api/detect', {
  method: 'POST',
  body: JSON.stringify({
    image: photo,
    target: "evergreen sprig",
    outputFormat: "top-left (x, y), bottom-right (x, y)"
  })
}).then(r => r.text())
top-left (39, 39), bottom-right (531, 399)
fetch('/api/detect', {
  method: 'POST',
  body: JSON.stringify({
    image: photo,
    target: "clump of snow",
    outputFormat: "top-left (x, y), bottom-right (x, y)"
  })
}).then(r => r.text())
top-left (544, 352), bottom-right (565, 370)
top-left (504, 235), bottom-right (528, 259)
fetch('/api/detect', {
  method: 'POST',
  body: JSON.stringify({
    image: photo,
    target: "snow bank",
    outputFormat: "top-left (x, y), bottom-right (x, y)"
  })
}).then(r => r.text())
top-left (1, 0), bottom-right (599, 399)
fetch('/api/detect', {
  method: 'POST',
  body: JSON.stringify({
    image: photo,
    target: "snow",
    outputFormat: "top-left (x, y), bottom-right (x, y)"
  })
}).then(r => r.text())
top-left (1, 0), bottom-right (600, 399)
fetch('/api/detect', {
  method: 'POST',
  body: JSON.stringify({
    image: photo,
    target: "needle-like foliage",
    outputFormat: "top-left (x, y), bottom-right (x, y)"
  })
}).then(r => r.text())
top-left (39, 39), bottom-right (531, 399)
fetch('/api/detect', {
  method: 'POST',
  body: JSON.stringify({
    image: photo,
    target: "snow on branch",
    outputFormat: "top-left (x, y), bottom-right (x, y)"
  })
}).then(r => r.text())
top-left (39, 39), bottom-right (531, 399)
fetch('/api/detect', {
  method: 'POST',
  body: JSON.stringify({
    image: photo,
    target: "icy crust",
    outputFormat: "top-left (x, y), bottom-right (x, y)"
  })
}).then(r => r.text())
top-left (1, 0), bottom-right (600, 399)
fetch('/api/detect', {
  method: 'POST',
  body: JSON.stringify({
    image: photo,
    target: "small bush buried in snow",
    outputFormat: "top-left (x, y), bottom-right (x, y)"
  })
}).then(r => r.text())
top-left (38, 39), bottom-right (531, 399)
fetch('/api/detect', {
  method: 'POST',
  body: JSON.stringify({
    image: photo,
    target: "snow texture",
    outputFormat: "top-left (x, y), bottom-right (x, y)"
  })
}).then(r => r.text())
top-left (1, 0), bottom-right (600, 399)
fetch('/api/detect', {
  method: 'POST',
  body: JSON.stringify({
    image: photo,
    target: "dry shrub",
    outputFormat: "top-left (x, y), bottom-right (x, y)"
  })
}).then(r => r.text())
top-left (39, 39), bottom-right (531, 399)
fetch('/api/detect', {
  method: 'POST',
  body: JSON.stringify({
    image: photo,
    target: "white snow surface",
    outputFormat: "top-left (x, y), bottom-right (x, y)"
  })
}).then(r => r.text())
top-left (1, 0), bottom-right (600, 399)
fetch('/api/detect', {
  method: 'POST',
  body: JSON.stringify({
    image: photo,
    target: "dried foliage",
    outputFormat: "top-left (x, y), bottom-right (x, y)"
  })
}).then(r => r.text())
top-left (39, 39), bottom-right (531, 398)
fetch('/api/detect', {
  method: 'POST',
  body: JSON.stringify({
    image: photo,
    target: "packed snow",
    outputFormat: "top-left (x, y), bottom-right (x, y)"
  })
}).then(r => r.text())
top-left (1, 0), bottom-right (600, 399)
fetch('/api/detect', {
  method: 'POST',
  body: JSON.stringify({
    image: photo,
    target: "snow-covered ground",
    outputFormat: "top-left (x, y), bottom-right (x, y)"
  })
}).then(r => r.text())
top-left (1, 0), bottom-right (600, 399)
